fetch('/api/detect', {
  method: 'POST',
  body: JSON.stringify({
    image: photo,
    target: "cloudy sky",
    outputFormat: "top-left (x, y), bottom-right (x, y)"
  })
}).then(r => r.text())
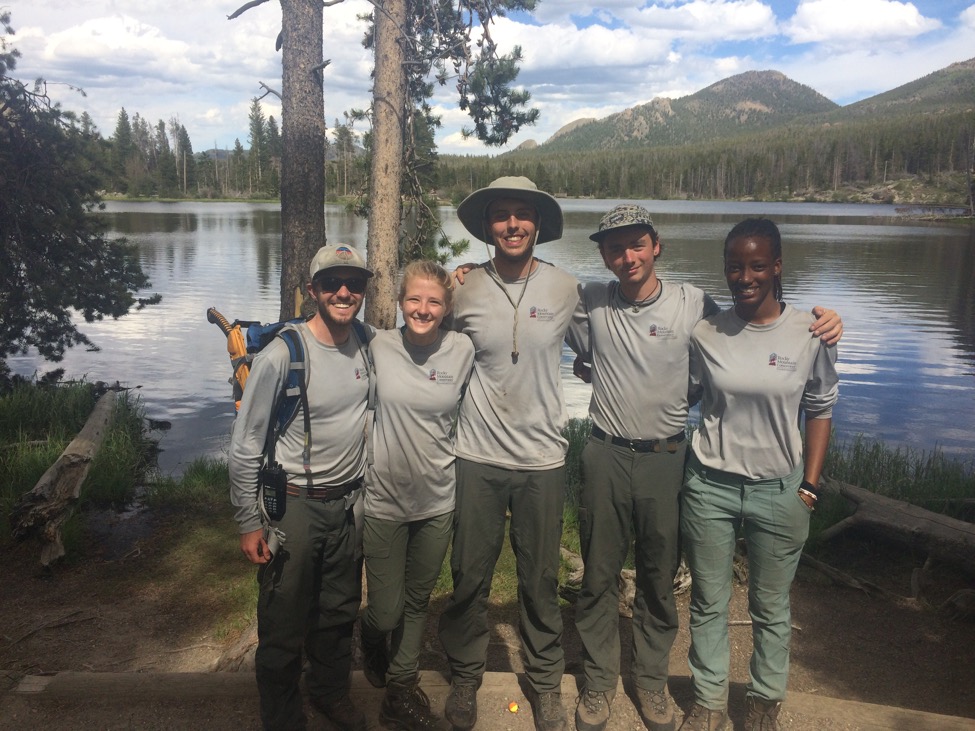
top-left (5, 1), bottom-right (974, 156)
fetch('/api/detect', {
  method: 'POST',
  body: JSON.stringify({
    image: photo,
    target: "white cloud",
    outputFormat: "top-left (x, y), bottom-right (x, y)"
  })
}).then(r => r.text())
top-left (784, 0), bottom-right (940, 44)
top-left (5, 1), bottom-right (968, 155)
top-left (622, 0), bottom-right (778, 41)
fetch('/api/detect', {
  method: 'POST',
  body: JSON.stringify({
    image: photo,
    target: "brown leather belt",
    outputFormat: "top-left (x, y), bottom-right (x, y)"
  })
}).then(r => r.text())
top-left (286, 478), bottom-right (362, 501)
top-left (591, 425), bottom-right (686, 454)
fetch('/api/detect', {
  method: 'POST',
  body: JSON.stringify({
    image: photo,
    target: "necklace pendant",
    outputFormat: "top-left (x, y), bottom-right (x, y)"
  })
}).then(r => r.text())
top-left (632, 306), bottom-right (640, 313)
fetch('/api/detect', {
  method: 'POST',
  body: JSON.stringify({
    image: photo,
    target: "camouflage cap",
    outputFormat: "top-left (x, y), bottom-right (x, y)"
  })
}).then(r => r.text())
top-left (589, 204), bottom-right (656, 243)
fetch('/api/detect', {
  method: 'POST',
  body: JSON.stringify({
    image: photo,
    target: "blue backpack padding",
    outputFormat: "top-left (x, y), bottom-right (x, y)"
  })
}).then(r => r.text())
top-left (245, 318), bottom-right (306, 436)
top-left (245, 319), bottom-right (373, 460)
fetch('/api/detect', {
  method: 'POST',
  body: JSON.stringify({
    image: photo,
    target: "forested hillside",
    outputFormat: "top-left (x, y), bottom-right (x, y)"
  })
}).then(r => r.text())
top-left (539, 70), bottom-right (838, 152)
top-left (437, 59), bottom-right (975, 207)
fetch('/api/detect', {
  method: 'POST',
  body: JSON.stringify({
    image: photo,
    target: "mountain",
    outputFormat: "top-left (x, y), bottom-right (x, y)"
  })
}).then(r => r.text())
top-left (833, 57), bottom-right (975, 118)
top-left (521, 58), bottom-right (975, 154)
top-left (534, 70), bottom-right (838, 152)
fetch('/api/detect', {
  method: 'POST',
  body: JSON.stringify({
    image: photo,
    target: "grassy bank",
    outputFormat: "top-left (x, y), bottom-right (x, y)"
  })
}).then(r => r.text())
top-left (3, 382), bottom-right (971, 641)
top-left (0, 381), bottom-right (158, 544)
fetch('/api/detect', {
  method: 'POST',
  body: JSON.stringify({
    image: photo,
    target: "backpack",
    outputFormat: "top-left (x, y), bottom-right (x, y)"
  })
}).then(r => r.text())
top-left (207, 307), bottom-right (373, 477)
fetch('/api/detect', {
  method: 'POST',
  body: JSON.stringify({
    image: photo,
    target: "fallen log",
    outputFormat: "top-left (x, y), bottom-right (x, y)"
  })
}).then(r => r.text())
top-left (10, 391), bottom-right (117, 567)
top-left (817, 476), bottom-right (975, 577)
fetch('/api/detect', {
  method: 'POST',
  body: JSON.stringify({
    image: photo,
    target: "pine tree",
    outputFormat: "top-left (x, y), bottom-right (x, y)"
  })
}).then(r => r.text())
top-left (0, 11), bottom-right (158, 372)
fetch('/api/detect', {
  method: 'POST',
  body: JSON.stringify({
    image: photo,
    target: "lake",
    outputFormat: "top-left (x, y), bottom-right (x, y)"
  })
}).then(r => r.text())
top-left (9, 200), bottom-right (975, 473)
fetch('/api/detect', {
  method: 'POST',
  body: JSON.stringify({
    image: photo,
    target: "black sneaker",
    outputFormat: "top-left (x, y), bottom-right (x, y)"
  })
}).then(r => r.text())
top-left (311, 693), bottom-right (368, 731)
top-left (362, 633), bottom-right (390, 689)
top-left (380, 678), bottom-right (449, 731)
top-left (574, 688), bottom-right (615, 731)
top-left (444, 680), bottom-right (478, 730)
top-left (529, 689), bottom-right (568, 731)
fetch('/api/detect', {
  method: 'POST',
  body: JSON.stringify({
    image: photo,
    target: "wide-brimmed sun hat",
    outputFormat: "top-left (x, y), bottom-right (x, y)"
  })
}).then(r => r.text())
top-left (456, 176), bottom-right (563, 245)
top-left (589, 204), bottom-right (657, 243)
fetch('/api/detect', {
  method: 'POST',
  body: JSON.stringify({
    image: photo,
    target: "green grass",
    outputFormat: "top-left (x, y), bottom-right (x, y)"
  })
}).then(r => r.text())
top-left (0, 380), bottom-right (95, 441)
top-left (145, 456), bottom-right (231, 510)
top-left (824, 435), bottom-right (975, 519)
top-left (0, 381), bottom-right (157, 544)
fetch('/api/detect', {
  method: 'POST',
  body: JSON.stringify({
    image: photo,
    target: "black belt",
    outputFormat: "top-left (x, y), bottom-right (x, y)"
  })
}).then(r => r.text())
top-left (590, 425), bottom-right (686, 453)
top-left (286, 478), bottom-right (362, 500)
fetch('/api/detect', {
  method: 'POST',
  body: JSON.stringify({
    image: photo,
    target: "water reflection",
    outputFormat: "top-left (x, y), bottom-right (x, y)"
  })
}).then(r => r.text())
top-left (9, 200), bottom-right (975, 474)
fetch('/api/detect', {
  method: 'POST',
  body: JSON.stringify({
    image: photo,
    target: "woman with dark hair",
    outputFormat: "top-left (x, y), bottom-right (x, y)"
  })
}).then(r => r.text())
top-left (678, 218), bottom-right (839, 731)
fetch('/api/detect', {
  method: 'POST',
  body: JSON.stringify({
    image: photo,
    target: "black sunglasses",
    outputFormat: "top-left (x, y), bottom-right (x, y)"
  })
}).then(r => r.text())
top-left (316, 275), bottom-right (368, 294)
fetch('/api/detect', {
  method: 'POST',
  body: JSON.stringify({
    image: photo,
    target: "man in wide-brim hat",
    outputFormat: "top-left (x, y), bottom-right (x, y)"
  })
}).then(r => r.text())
top-left (437, 176), bottom-right (582, 731)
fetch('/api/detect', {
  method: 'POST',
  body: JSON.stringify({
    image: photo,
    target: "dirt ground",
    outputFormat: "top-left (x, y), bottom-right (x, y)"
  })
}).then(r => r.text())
top-left (2, 511), bottom-right (974, 724)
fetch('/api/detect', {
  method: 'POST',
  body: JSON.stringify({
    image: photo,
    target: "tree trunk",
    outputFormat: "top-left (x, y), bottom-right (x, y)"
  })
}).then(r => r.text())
top-left (10, 391), bottom-right (117, 566)
top-left (279, 0), bottom-right (325, 320)
top-left (364, 0), bottom-right (407, 329)
top-left (818, 477), bottom-right (975, 577)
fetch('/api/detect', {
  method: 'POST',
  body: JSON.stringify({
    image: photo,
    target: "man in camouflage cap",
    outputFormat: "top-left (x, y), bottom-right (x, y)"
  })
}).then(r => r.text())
top-left (564, 205), bottom-right (843, 731)
top-left (566, 204), bottom-right (715, 731)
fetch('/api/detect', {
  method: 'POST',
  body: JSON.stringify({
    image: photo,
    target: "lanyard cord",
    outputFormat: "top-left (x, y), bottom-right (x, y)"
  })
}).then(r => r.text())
top-left (483, 245), bottom-right (534, 361)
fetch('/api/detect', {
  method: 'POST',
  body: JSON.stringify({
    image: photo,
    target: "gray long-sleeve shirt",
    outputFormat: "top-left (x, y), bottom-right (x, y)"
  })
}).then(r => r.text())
top-left (688, 304), bottom-right (839, 480)
top-left (229, 322), bottom-right (372, 533)
top-left (448, 261), bottom-right (585, 470)
top-left (365, 328), bottom-right (475, 522)
top-left (565, 280), bottom-right (719, 440)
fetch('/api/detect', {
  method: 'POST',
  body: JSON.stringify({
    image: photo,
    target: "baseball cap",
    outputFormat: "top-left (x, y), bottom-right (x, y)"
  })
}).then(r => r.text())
top-left (589, 204), bottom-right (656, 243)
top-left (309, 244), bottom-right (374, 280)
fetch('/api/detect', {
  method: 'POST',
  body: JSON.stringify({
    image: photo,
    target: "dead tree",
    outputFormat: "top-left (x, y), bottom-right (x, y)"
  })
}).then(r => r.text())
top-left (817, 476), bottom-right (975, 577)
top-left (10, 391), bottom-right (117, 566)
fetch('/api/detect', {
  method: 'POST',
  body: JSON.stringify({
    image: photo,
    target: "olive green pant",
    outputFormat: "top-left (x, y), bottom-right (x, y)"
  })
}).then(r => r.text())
top-left (361, 512), bottom-right (453, 683)
top-left (575, 437), bottom-right (685, 694)
top-left (438, 458), bottom-right (566, 693)
top-left (255, 494), bottom-right (361, 730)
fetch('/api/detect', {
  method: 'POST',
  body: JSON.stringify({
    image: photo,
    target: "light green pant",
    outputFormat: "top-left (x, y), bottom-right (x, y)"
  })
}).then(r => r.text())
top-left (681, 454), bottom-right (810, 709)
top-left (361, 512), bottom-right (453, 683)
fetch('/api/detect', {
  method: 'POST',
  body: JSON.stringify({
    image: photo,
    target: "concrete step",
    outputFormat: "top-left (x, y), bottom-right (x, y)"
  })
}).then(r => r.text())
top-left (3, 670), bottom-right (972, 730)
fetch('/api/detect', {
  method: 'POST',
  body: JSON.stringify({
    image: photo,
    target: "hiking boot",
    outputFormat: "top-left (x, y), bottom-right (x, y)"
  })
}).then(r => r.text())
top-left (381, 677), bottom-right (450, 731)
top-left (444, 680), bottom-right (478, 730)
top-left (677, 703), bottom-right (729, 731)
top-left (362, 632), bottom-right (390, 688)
top-left (574, 688), bottom-right (615, 731)
top-left (529, 689), bottom-right (568, 731)
top-left (311, 693), bottom-right (368, 731)
top-left (636, 688), bottom-right (675, 731)
top-left (744, 696), bottom-right (781, 731)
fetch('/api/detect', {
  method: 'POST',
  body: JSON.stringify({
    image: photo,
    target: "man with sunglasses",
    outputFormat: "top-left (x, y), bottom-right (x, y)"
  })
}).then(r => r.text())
top-left (230, 244), bottom-right (374, 731)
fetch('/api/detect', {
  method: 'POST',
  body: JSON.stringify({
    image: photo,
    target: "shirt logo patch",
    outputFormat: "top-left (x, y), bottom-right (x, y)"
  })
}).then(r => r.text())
top-left (354, 367), bottom-right (364, 380)
top-left (427, 369), bottom-right (457, 385)
top-left (529, 306), bottom-right (557, 322)
top-left (648, 324), bottom-right (677, 340)
top-left (769, 353), bottom-right (798, 372)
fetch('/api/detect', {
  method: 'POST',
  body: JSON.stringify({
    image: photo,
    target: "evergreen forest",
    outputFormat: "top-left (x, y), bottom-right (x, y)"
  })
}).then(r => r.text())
top-left (67, 63), bottom-right (975, 210)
